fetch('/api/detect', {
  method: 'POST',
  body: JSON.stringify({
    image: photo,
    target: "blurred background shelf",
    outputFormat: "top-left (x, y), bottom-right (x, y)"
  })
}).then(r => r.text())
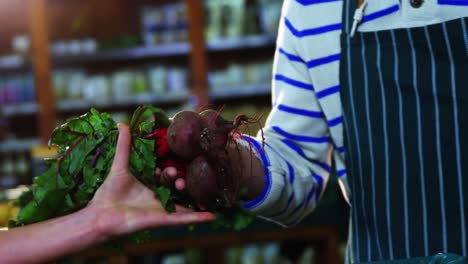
top-left (56, 92), bottom-right (190, 112)
top-left (0, 0), bottom-right (281, 187)
top-left (51, 34), bottom-right (276, 66)
top-left (0, 94), bottom-right (189, 116)
top-left (53, 42), bottom-right (191, 64)
top-left (0, 138), bottom-right (40, 153)
top-left (0, 0), bottom-right (283, 185)
top-left (0, 102), bottom-right (38, 117)
top-left (0, 55), bottom-right (30, 71)
top-left (207, 35), bottom-right (276, 52)
top-left (210, 82), bottom-right (271, 100)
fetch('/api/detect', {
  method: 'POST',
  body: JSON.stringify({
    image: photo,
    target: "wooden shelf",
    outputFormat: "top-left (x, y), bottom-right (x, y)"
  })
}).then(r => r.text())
top-left (210, 83), bottom-right (271, 100)
top-left (207, 35), bottom-right (276, 52)
top-left (0, 92), bottom-right (189, 118)
top-left (56, 92), bottom-right (189, 112)
top-left (1, 92), bottom-right (189, 117)
top-left (0, 102), bottom-right (38, 117)
top-left (0, 55), bottom-right (30, 71)
top-left (50, 35), bottom-right (275, 66)
top-left (73, 225), bottom-right (341, 264)
top-left (52, 42), bottom-right (191, 64)
top-left (0, 138), bottom-right (40, 153)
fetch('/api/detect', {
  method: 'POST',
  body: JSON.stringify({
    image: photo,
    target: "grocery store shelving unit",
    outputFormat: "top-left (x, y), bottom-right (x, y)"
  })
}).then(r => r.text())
top-left (52, 42), bottom-right (192, 64)
top-left (0, 0), bottom-right (276, 147)
top-left (0, 0), bottom-right (276, 191)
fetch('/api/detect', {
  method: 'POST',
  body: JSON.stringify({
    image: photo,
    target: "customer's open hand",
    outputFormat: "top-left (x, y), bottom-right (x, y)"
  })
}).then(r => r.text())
top-left (88, 124), bottom-right (215, 238)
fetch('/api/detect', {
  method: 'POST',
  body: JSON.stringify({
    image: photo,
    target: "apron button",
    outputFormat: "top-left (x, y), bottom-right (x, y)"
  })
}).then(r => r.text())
top-left (409, 0), bottom-right (423, 8)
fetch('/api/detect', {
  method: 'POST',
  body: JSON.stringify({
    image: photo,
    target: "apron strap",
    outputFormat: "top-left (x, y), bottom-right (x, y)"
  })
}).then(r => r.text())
top-left (342, 0), bottom-right (360, 35)
top-left (350, 0), bottom-right (369, 37)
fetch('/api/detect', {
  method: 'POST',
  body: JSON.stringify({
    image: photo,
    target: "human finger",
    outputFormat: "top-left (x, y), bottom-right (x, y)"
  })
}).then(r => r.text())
top-left (175, 178), bottom-right (186, 191)
top-left (110, 123), bottom-right (131, 173)
top-left (142, 211), bottom-right (215, 229)
top-left (158, 167), bottom-right (178, 187)
top-left (155, 167), bottom-right (162, 177)
top-left (162, 167), bottom-right (177, 178)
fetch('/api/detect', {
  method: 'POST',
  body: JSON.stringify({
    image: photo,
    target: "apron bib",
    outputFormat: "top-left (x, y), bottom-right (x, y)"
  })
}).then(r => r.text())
top-left (340, 1), bottom-right (468, 263)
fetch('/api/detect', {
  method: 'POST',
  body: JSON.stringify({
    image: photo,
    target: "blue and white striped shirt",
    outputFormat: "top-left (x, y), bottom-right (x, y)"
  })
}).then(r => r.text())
top-left (243, 0), bottom-right (468, 227)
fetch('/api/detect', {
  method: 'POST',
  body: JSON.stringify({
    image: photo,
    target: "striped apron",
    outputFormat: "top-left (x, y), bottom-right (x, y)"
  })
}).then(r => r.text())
top-left (340, 1), bottom-right (468, 263)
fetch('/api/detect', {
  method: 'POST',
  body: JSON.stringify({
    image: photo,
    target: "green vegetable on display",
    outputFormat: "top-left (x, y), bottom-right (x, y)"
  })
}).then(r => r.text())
top-left (9, 105), bottom-right (254, 238)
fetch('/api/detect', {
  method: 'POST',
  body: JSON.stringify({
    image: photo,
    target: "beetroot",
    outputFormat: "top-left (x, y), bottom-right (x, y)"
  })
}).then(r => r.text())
top-left (186, 155), bottom-right (220, 208)
top-left (146, 128), bottom-right (171, 158)
top-left (167, 111), bottom-right (203, 160)
top-left (198, 109), bottom-right (235, 152)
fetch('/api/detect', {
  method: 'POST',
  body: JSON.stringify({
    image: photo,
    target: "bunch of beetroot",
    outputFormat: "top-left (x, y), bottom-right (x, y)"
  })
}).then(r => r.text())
top-left (163, 109), bottom-right (246, 210)
top-left (142, 108), bottom-right (257, 230)
top-left (11, 105), bottom-right (255, 234)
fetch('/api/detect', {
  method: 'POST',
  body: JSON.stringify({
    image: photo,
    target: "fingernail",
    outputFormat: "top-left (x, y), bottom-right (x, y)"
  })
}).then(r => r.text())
top-left (202, 212), bottom-right (216, 220)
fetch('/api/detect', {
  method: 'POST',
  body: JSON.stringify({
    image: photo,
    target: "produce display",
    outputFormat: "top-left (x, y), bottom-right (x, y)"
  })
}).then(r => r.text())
top-left (9, 105), bottom-right (257, 239)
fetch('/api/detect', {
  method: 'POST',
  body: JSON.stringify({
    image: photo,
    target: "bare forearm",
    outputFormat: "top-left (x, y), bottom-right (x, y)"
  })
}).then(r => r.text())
top-left (0, 206), bottom-right (103, 263)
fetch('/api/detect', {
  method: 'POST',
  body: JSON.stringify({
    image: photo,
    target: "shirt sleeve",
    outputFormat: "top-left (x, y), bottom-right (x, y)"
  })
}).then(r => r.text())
top-left (241, 0), bottom-right (343, 227)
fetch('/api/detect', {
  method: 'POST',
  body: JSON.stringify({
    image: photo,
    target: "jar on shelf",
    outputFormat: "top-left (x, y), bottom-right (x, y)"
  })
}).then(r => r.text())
top-left (112, 71), bottom-right (133, 102)
top-left (5, 77), bottom-right (17, 104)
top-left (167, 68), bottom-right (188, 95)
top-left (15, 153), bottom-right (30, 185)
top-left (257, 0), bottom-right (282, 36)
top-left (162, 4), bottom-right (179, 44)
top-left (83, 75), bottom-right (111, 105)
top-left (222, 0), bottom-right (245, 38)
top-left (175, 3), bottom-right (188, 42)
top-left (12, 35), bottom-right (30, 56)
top-left (67, 70), bottom-right (85, 100)
top-left (204, 0), bottom-right (223, 40)
top-left (148, 66), bottom-right (167, 95)
top-left (23, 74), bottom-right (35, 102)
top-left (132, 71), bottom-right (149, 94)
top-left (141, 6), bottom-right (165, 45)
top-left (0, 156), bottom-right (17, 188)
top-left (53, 71), bottom-right (68, 100)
